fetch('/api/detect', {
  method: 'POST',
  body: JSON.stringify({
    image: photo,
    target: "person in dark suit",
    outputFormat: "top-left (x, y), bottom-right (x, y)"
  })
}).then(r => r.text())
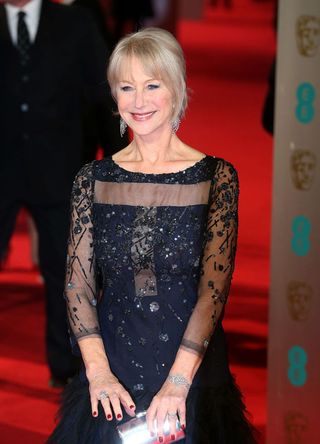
top-left (63, 0), bottom-right (124, 163)
top-left (0, 0), bottom-right (125, 386)
top-left (66, 0), bottom-right (113, 45)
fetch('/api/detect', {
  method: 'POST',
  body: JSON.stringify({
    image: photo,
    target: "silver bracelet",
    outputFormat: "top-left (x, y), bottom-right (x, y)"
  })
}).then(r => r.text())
top-left (168, 373), bottom-right (191, 390)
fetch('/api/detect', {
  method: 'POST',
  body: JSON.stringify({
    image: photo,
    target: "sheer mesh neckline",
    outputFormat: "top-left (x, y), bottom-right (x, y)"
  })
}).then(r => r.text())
top-left (110, 155), bottom-right (208, 177)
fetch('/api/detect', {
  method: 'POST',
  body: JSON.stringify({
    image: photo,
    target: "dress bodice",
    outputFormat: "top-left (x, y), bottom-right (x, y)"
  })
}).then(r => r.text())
top-left (65, 155), bottom-right (239, 392)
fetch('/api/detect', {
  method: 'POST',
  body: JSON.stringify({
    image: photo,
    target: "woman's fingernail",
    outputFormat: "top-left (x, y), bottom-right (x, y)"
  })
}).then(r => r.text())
top-left (171, 434), bottom-right (175, 440)
top-left (117, 413), bottom-right (122, 419)
top-left (181, 424), bottom-right (186, 430)
top-left (129, 404), bottom-right (135, 410)
top-left (92, 411), bottom-right (97, 417)
top-left (159, 437), bottom-right (163, 443)
top-left (107, 414), bottom-right (112, 420)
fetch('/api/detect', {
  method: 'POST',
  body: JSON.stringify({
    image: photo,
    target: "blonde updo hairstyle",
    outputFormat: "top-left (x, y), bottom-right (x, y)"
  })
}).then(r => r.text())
top-left (107, 27), bottom-right (188, 123)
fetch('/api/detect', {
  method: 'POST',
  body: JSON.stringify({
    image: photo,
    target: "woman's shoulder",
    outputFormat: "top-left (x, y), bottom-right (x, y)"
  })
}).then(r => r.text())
top-left (74, 161), bottom-right (96, 181)
top-left (213, 157), bottom-right (238, 174)
top-left (209, 157), bottom-right (239, 189)
top-left (75, 157), bottom-right (116, 181)
top-left (197, 155), bottom-right (238, 185)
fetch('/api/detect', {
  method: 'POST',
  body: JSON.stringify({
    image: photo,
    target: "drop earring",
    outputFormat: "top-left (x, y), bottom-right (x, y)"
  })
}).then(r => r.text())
top-left (172, 117), bottom-right (180, 133)
top-left (120, 117), bottom-right (127, 137)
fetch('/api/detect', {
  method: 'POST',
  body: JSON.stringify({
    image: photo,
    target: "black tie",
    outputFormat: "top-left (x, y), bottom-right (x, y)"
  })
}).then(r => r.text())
top-left (17, 11), bottom-right (31, 65)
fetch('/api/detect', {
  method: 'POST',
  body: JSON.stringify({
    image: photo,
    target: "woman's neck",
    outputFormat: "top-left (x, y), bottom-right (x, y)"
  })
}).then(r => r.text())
top-left (129, 132), bottom-right (181, 164)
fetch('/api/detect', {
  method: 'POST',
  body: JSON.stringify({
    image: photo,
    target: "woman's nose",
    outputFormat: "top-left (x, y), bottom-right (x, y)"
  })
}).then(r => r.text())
top-left (134, 90), bottom-right (145, 108)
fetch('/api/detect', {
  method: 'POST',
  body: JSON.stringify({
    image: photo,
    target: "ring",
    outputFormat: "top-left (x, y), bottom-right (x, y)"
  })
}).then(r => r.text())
top-left (98, 390), bottom-right (109, 400)
top-left (167, 412), bottom-right (177, 419)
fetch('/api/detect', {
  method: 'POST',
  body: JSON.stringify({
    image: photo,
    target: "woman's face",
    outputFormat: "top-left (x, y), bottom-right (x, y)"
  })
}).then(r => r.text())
top-left (116, 56), bottom-right (174, 138)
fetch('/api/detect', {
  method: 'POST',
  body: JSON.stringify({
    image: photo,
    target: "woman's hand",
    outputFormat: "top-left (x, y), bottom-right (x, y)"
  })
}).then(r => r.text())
top-left (88, 370), bottom-right (136, 421)
top-left (146, 376), bottom-right (189, 442)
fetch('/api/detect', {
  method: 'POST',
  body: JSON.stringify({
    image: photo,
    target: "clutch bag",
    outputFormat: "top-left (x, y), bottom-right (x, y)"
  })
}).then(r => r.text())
top-left (117, 411), bottom-right (185, 444)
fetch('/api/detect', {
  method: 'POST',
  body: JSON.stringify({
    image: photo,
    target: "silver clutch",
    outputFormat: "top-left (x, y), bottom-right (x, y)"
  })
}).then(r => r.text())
top-left (116, 411), bottom-right (185, 444)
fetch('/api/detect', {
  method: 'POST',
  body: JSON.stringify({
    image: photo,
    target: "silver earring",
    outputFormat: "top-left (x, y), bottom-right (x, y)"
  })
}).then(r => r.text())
top-left (172, 117), bottom-right (180, 133)
top-left (120, 117), bottom-right (127, 137)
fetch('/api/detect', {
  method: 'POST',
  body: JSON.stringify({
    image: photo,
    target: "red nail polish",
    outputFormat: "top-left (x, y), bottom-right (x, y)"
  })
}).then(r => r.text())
top-left (117, 413), bottom-right (122, 419)
top-left (159, 437), bottom-right (163, 443)
top-left (107, 414), bottom-right (112, 419)
top-left (92, 411), bottom-right (97, 417)
top-left (171, 434), bottom-right (175, 440)
top-left (129, 405), bottom-right (135, 409)
top-left (181, 424), bottom-right (186, 430)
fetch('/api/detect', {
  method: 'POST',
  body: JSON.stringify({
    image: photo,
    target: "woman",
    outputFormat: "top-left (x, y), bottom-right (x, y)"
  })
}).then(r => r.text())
top-left (48, 28), bottom-right (257, 444)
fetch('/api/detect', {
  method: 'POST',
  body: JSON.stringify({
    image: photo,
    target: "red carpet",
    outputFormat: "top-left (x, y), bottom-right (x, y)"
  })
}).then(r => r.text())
top-left (0, 1), bottom-right (275, 442)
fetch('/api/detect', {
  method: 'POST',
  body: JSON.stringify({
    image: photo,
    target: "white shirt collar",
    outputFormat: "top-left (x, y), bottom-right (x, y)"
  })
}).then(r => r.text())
top-left (5, 0), bottom-right (43, 44)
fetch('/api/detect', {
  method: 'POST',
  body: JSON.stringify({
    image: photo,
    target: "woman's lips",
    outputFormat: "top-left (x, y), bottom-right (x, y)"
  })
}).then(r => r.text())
top-left (131, 111), bottom-right (155, 121)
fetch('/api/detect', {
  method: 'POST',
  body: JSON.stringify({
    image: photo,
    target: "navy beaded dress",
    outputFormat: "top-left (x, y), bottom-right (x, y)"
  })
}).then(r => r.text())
top-left (48, 155), bottom-right (257, 444)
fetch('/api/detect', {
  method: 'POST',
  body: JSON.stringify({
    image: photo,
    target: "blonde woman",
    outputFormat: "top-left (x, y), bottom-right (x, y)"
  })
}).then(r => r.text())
top-left (49, 28), bottom-right (256, 444)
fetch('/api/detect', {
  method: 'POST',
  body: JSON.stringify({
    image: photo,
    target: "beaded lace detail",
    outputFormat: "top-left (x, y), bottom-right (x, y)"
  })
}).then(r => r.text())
top-left (64, 156), bottom-right (238, 361)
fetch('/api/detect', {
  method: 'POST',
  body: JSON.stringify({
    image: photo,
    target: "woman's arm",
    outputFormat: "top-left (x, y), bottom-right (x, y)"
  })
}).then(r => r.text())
top-left (65, 163), bottom-right (135, 420)
top-left (78, 336), bottom-right (136, 420)
top-left (65, 163), bottom-right (100, 346)
top-left (147, 159), bottom-right (239, 438)
top-left (179, 159), bottom-right (238, 363)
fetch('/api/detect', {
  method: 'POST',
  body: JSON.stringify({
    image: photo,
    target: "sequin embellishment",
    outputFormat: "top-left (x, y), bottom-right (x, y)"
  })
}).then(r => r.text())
top-left (150, 301), bottom-right (160, 312)
top-left (131, 207), bottom-right (158, 297)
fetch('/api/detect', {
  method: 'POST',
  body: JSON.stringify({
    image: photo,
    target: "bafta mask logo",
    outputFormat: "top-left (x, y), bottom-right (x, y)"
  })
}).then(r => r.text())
top-left (284, 411), bottom-right (308, 444)
top-left (290, 149), bottom-right (316, 191)
top-left (287, 281), bottom-right (312, 322)
top-left (296, 16), bottom-right (320, 57)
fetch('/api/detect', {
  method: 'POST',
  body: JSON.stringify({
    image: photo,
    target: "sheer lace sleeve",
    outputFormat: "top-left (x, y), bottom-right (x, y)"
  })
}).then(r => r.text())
top-left (65, 163), bottom-right (101, 347)
top-left (180, 159), bottom-right (239, 356)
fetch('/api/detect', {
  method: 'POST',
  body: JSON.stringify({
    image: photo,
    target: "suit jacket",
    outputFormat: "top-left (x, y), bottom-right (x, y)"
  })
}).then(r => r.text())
top-left (70, 0), bottom-right (127, 164)
top-left (0, 0), bottom-right (123, 204)
top-left (72, 0), bottom-right (114, 45)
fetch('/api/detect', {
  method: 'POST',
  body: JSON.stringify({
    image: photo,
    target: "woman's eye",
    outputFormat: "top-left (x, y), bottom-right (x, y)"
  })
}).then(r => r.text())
top-left (147, 84), bottom-right (160, 90)
top-left (120, 85), bottom-right (132, 92)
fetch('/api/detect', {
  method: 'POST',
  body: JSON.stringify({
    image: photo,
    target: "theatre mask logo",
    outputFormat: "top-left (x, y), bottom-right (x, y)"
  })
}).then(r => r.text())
top-left (290, 149), bottom-right (316, 191)
top-left (296, 16), bottom-right (320, 57)
top-left (287, 281), bottom-right (312, 322)
top-left (284, 411), bottom-right (308, 444)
